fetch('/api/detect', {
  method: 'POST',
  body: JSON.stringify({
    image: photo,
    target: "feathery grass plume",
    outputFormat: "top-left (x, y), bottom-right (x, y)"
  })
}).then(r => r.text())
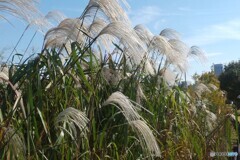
top-left (44, 18), bottom-right (87, 49)
top-left (168, 39), bottom-right (189, 72)
top-left (188, 46), bottom-right (207, 63)
top-left (102, 67), bottom-right (121, 85)
top-left (103, 91), bottom-right (141, 121)
top-left (1, 127), bottom-right (26, 160)
top-left (193, 83), bottom-right (211, 98)
top-left (98, 22), bottom-right (154, 74)
top-left (0, 0), bottom-right (41, 23)
top-left (134, 24), bottom-right (154, 46)
top-left (87, 18), bottom-right (116, 52)
top-left (45, 10), bottom-right (67, 24)
top-left (84, 0), bottom-right (130, 24)
top-left (55, 107), bottom-right (89, 139)
top-left (205, 110), bottom-right (217, 132)
top-left (129, 120), bottom-right (161, 157)
top-left (160, 68), bottom-right (177, 86)
top-left (136, 83), bottom-right (146, 104)
top-left (208, 83), bottom-right (218, 91)
top-left (30, 10), bottom-right (67, 34)
top-left (148, 35), bottom-right (175, 68)
top-left (160, 28), bottom-right (181, 40)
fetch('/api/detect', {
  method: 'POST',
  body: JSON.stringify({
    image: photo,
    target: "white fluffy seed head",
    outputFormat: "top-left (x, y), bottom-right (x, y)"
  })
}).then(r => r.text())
top-left (134, 24), bottom-right (154, 45)
top-left (130, 120), bottom-right (161, 157)
top-left (136, 83), bottom-right (146, 104)
top-left (160, 68), bottom-right (177, 86)
top-left (160, 28), bottom-right (181, 40)
top-left (101, 67), bottom-right (122, 85)
top-left (55, 107), bottom-right (89, 139)
top-left (0, 0), bottom-right (41, 23)
top-left (188, 46), bottom-right (207, 64)
top-left (193, 83), bottom-right (211, 97)
top-left (103, 91), bottom-right (141, 121)
top-left (205, 110), bottom-right (217, 132)
top-left (44, 18), bottom-right (87, 49)
top-left (85, 0), bottom-right (130, 24)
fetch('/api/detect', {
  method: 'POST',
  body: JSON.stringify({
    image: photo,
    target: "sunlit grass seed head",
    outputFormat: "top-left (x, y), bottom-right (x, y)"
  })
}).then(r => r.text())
top-left (129, 120), bottom-right (161, 158)
top-left (85, 0), bottom-right (130, 24)
top-left (160, 28), bottom-right (181, 41)
top-left (55, 107), bottom-right (89, 139)
top-left (103, 91), bottom-right (141, 122)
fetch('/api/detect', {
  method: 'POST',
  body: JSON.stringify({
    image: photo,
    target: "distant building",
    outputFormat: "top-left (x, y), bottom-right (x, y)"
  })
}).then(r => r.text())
top-left (212, 64), bottom-right (224, 77)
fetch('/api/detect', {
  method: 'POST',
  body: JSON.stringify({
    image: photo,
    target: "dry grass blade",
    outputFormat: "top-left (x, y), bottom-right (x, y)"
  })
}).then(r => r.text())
top-left (129, 120), bottom-right (161, 157)
top-left (55, 107), bottom-right (89, 138)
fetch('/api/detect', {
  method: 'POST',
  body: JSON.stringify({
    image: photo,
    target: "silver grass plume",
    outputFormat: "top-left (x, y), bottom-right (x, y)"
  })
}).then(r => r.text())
top-left (193, 83), bottom-right (211, 98)
top-left (188, 46), bottom-right (207, 63)
top-left (136, 83), bottom-right (146, 104)
top-left (129, 120), bottom-right (161, 157)
top-left (148, 35), bottom-right (176, 69)
top-left (98, 22), bottom-right (154, 74)
top-left (168, 39), bottom-right (189, 72)
top-left (208, 83), bottom-right (218, 91)
top-left (102, 67), bottom-right (121, 85)
top-left (160, 28), bottom-right (181, 40)
top-left (103, 92), bottom-right (160, 157)
top-left (160, 68), bottom-right (177, 86)
top-left (134, 24), bottom-right (154, 46)
top-left (84, 0), bottom-right (130, 24)
top-left (55, 107), bottom-right (89, 139)
top-left (45, 10), bottom-right (67, 24)
top-left (0, 0), bottom-right (41, 23)
top-left (87, 18), bottom-right (116, 52)
top-left (28, 10), bottom-right (67, 35)
top-left (205, 109), bottom-right (217, 132)
top-left (103, 91), bottom-right (141, 121)
top-left (2, 127), bottom-right (26, 160)
top-left (44, 18), bottom-right (87, 49)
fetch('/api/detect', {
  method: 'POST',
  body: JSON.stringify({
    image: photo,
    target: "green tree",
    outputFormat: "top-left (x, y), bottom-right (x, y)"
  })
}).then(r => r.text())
top-left (219, 61), bottom-right (240, 105)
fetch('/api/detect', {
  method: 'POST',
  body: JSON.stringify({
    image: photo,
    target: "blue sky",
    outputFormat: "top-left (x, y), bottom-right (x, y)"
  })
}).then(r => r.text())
top-left (1, 0), bottom-right (240, 81)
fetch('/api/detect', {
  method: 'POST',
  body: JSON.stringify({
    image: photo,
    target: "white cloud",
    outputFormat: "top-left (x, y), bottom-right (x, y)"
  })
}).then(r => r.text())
top-left (128, 6), bottom-right (162, 25)
top-left (185, 19), bottom-right (240, 46)
top-left (128, 5), bottom-right (183, 27)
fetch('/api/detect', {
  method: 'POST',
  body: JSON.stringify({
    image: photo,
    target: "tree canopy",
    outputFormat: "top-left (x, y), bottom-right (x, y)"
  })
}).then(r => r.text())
top-left (219, 60), bottom-right (240, 105)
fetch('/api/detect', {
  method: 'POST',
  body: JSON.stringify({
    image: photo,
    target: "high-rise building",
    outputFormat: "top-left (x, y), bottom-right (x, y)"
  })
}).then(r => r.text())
top-left (212, 64), bottom-right (224, 77)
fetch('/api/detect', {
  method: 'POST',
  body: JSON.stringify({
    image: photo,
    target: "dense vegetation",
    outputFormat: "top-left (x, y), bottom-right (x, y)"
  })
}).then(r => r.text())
top-left (0, 0), bottom-right (237, 159)
top-left (219, 60), bottom-right (240, 106)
